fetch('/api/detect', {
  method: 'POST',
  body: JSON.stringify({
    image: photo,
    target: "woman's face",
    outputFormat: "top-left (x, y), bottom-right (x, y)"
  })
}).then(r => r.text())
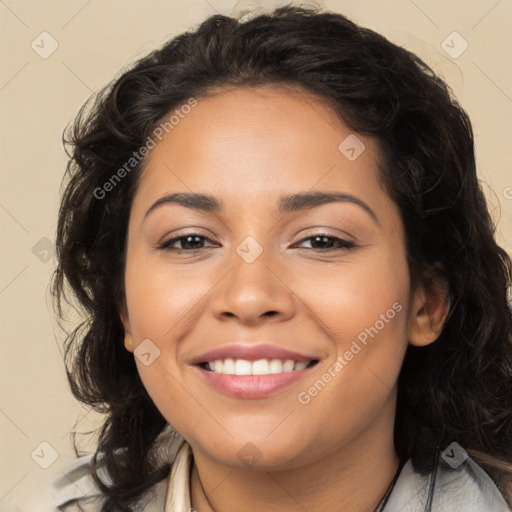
top-left (122, 85), bottom-right (426, 470)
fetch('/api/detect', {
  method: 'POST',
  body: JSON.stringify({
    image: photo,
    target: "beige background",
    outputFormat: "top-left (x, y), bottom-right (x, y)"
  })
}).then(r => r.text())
top-left (0, 0), bottom-right (511, 508)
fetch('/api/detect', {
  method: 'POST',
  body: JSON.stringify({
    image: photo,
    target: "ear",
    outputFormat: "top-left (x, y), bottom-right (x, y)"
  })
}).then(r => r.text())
top-left (119, 303), bottom-right (134, 353)
top-left (408, 269), bottom-right (451, 347)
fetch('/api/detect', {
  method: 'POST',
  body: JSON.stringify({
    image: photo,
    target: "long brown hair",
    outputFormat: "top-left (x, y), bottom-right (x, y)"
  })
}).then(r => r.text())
top-left (53, 5), bottom-right (512, 510)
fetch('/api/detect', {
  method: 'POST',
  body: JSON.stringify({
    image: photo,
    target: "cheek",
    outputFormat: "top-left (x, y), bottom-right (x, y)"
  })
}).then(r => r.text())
top-left (124, 246), bottom-right (206, 340)
top-left (122, 246), bottom-right (214, 422)
top-left (297, 244), bottom-right (411, 405)
top-left (310, 244), bottom-right (410, 350)
top-left (292, 263), bottom-right (409, 449)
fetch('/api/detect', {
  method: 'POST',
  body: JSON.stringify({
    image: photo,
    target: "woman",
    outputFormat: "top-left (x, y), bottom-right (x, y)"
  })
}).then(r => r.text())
top-left (49, 4), bottom-right (512, 511)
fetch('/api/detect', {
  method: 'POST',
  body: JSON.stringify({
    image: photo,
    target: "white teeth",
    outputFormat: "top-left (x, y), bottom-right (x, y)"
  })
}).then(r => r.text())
top-left (269, 359), bottom-right (283, 374)
top-left (223, 358), bottom-right (235, 374)
top-left (251, 359), bottom-right (270, 375)
top-left (283, 360), bottom-right (295, 372)
top-left (234, 359), bottom-right (252, 375)
top-left (205, 358), bottom-right (312, 375)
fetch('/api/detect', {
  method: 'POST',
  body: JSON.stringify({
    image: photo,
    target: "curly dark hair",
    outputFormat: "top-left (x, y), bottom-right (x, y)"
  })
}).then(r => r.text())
top-left (52, 4), bottom-right (512, 510)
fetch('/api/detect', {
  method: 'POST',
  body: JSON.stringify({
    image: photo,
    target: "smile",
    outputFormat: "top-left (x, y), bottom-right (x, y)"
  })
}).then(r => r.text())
top-left (195, 359), bottom-right (320, 399)
top-left (200, 358), bottom-right (318, 375)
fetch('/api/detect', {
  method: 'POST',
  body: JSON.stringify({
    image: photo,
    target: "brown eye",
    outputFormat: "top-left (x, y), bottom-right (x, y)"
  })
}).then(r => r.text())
top-left (157, 233), bottom-right (218, 251)
top-left (295, 234), bottom-right (355, 252)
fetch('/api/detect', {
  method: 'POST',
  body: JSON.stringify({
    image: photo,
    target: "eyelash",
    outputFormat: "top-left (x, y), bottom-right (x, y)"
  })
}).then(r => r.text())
top-left (156, 233), bottom-right (356, 253)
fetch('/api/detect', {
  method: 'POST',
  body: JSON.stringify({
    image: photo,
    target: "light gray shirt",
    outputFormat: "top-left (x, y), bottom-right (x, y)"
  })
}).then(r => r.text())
top-left (4, 439), bottom-right (511, 511)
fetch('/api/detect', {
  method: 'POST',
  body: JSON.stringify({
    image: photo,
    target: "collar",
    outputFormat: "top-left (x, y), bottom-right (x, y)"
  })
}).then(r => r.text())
top-left (163, 441), bottom-right (511, 512)
top-left (162, 441), bottom-right (395, 512)
top-left (164, 441), bottom-right (193, 511)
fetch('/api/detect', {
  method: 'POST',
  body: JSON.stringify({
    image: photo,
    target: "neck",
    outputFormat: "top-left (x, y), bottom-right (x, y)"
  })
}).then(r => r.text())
top-left (190, 397), bottom-right (400, 512)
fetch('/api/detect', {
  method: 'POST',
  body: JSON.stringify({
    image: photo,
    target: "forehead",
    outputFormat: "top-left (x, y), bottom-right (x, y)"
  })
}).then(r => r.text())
top-left (133, 85), bottom-right (387, 216)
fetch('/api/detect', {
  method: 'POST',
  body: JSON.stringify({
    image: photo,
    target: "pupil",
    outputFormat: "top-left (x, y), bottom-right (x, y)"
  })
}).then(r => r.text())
top-left (184, 235), bottom-right (202, 249)
top-left (313, 236), bottom-right (330, 248)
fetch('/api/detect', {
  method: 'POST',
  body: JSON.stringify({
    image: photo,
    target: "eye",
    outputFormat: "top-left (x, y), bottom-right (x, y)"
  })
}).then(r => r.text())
top-left (156, 233), bottom-right (218, 252)
top-left (156, 233), bottom-right (355, 253)
top-left (294, 234), bottom-right (356, 252)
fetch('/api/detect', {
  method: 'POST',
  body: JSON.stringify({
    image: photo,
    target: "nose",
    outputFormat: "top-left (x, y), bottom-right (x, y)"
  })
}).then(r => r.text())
top-left (209, 246), bottom-right (296, 326)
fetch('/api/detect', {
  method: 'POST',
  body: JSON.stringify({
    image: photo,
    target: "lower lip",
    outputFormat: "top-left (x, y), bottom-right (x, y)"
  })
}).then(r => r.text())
top-left (194, 364), bottom-right (317, 399)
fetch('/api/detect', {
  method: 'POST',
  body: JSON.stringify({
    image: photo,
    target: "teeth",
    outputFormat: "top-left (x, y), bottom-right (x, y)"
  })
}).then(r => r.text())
top-left (205, 358), bottom-right (312, 375)
top-left (269, 359), bottom-right (284, 374)
top-left (234, 359), bottom-right (252, 375)
top-left (252, 359), bottom-right (270, 375)
top-left (223, 358), bottom-right (235, 374)
top-left (283, 360), bottom-right (295, 372)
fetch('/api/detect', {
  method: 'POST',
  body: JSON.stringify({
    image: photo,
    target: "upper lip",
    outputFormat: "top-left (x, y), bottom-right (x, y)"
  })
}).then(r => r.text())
top-left (190, 343), bottom-right (318, 365)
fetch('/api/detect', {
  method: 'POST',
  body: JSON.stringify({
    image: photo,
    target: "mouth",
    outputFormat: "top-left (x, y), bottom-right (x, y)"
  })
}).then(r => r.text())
top-left (193, 358), bottom-right (320, 399)
top-left (198, 358), bottom-right (319, 375)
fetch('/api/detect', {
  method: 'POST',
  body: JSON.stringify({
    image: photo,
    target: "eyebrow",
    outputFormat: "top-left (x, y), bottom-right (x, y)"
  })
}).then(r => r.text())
top-left (144, 191), bottom-right (379, 225)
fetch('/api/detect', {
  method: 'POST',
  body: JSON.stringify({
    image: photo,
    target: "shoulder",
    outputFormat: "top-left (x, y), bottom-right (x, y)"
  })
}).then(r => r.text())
top-left (3, 453), bottom-right (104, 512)
top-left (3, 452), bottom-right (169, 512)
top-left (3, 429), bottom-right (187, 512)
top-left (384, 449), bottom-right (512, 512)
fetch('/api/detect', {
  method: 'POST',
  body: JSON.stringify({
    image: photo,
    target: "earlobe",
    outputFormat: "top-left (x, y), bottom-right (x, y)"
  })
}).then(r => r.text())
top-left (119, 304), bottom-right (134, 353)
top-left (408, 281), bottom-right (450, 347)
top-left (124, 332), bottom-right (134, 353)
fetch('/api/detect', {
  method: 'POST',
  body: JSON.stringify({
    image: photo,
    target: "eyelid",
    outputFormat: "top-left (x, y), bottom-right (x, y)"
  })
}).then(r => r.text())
top-left (155, 232), bottom-right (219, 251)
top-left (293, 233), bottom-right (356, 250)
top-left (155, 226), bottom-right (217, 243)
top-left (293, 226), bottom-right (355, 243)
top-left (155, 231), bottom-right (356, 253)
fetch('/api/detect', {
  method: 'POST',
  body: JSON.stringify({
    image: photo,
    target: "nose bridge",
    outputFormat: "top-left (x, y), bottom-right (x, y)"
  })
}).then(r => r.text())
top-left (230, 234), bottom-right (278, 296)
top-left (209, 233), bottom-right (296, 323)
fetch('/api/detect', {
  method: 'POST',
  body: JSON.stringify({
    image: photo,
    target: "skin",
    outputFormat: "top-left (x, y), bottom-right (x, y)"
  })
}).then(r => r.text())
top-left (121, 85), bottom-right (449, 512)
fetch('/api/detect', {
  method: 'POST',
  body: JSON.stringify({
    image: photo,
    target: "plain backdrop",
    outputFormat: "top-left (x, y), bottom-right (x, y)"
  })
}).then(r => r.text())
top-left (1, 0), bottom-right (511, 508)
